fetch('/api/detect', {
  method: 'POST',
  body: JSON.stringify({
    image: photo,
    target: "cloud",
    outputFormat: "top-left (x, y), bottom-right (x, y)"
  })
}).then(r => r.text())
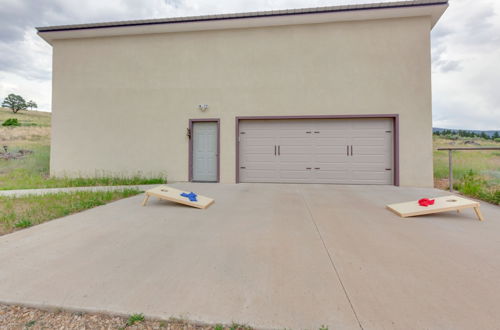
top-left (431, 0), bottom-right (500, 130)
top-left (0, 0), bottom-right (499, 130)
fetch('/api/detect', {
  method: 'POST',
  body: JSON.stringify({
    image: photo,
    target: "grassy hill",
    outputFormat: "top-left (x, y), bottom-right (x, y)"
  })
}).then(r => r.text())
top-left (0, 107), bottom-right (51, 126)
top-left (0, 107), bottom-right (51, 148)
top-left (0, 107), bottom-right (51, 183)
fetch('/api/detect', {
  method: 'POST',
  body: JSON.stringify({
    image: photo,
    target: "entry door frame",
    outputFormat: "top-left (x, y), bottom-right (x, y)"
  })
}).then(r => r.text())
top-left (189, 118), bottom-right (220, 182)
top-left (235, 114), bottom-right (399, 186)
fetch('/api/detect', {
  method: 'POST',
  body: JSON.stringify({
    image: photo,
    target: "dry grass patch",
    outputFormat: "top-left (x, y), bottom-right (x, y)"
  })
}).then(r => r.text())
top-left (0, 126), bottom-right (51, 144)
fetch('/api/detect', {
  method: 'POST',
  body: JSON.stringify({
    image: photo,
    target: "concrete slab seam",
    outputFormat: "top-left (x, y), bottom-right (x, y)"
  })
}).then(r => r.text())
top-left (297, 188), bottom-right (364, 330)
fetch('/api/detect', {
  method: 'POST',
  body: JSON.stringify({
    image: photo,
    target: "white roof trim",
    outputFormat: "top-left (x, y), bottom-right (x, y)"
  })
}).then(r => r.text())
top-left (37, 1), bottom-right (448, 45)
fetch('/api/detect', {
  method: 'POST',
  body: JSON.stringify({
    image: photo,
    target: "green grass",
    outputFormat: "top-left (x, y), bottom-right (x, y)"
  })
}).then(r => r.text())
top-left (0, 107), bottom-right (166, 189)
top-left (0, 145), bottom-right (165, 190)
top-left (434, 136), bottom-right (500, 204)
top-left (14, 219), bottom-right (32, 228)
top-left (126, 313), bottom-right (145, 326)
top-left (0, 189), bottom-right (140, 235)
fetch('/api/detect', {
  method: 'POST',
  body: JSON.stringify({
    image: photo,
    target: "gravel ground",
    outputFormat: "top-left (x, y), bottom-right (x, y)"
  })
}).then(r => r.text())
top-left (0, 304), bottom-right (226, 330)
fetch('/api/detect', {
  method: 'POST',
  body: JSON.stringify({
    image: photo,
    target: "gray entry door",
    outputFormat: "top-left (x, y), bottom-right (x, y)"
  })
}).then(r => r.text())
top-left (192, 121), bottom-right (218, 182)
top-left (239, 119), bottom-right (393, 184)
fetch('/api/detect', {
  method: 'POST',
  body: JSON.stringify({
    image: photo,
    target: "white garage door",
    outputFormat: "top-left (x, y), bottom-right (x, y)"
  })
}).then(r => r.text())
top-left (239, 119), bottom-right (393, 184)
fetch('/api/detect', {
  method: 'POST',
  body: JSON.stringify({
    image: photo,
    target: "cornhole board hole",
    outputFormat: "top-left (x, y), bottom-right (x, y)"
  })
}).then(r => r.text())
top-left (386, 195), bottom-right (484, 221)
top-left (142, 185), bottom-right (214, 209)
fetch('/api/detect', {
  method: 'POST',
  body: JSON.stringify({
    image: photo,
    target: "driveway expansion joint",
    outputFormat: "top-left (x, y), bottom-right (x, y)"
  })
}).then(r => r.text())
top-left (297, 187), bottom-right (364, 330)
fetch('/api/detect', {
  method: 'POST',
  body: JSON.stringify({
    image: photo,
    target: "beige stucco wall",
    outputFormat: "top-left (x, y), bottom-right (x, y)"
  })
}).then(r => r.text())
top-left (51, 16), bottom-right (433, 186)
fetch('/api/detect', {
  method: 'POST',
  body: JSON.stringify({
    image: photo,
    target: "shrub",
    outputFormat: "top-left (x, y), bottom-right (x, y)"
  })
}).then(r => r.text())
top-left (457, 170), bottom-right (484, 196)
top-left (2, 118), bottom-right (20, 126)
top-left (455, 170), bottom-right (500, 205)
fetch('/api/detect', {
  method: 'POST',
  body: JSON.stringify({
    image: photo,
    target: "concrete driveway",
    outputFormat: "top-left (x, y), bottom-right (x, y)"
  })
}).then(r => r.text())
top-left (0, 184), bottom-right (499, 329)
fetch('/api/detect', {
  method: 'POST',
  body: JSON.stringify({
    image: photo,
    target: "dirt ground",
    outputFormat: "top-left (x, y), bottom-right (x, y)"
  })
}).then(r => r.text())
top-left (0, 304), bottom-right (218, 330)
top-left (434, 178), bottom-right (450, 190)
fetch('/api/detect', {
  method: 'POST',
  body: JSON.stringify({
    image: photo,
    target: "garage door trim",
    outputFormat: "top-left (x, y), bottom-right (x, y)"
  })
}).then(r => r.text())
top-left (235, 114), bottom-right (399, 186)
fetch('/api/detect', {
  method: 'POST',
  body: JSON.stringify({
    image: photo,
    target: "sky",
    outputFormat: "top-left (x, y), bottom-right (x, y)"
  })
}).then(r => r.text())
top-left (0, 0), bottom-right (499, 130)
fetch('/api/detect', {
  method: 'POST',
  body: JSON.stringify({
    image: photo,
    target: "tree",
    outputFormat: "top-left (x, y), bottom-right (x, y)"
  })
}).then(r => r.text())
top-left (2, 94), bottom-right (27, 113)
top-left (493, 131), bottom-right (500, 139)
top-left (27, 100), bottom-right (38, 110)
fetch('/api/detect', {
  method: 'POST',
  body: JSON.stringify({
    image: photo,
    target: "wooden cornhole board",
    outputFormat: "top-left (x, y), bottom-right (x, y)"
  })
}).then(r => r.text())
top-left (386, 195), bottom-right (484, 221)
top-left (142, 185), bottom-right (214, 209)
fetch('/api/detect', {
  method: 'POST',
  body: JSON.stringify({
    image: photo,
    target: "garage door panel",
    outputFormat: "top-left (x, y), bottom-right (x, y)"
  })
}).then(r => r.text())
top-left (243, 136), bottom-right (275, 144)
top-left (240, 171), bottom-right (280, 183)
top-left (281, 144), bottom-right (313, 154)
top-left (315, 137), bottom-right (350, 146)
top-left (241, 158), bottom-right (276, 167)
top-left (314, 163), bottom-right (350, 170)
top-left (351, 161), bottom-right (389, 169)
top-left (241, 144), bottom-right (275, 153)
top-left (240, 149), bottom-right (276, 164)
top-left (351, 171), bottom-right (392, 184)
top-left (313, 170), bottom-right (352, 184)
top-left (279, 129), bottom-right (313, 137)
top-left (280, 156), bottom-right (314, 164)
top-left (242, 131), bottom-right (275, 139)
top-left (352, 137), bottom-right (387, 146)
top-left (352, 156), bottom-right (390, 166)
top-left (277, 138), bottom-right (313, 148)
top-left (279, 162), bottom-right (312, 170)
top-left (351, 131), bottom-right (388, 137)
top-left (239, 118), bottom-right (394, 184)
top-left (315, 157), bottom-right (350, 166)
top-left (352, 146), bottom-right (388, 155)
top-left (279, 170), bottom-right (313, 181)
top-left (242, 161), bottom-right (278, 171)
top-left (316, 145), bottom-right (350, 154)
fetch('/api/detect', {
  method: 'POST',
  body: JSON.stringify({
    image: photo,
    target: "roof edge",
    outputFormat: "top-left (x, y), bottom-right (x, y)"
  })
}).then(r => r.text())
top-left (36, 0), bottom-right (448, 33)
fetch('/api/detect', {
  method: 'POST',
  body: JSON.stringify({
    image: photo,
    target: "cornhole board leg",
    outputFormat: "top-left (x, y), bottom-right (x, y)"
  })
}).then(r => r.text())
top-left (142, 194), bottom-right (150, 206)
top-left (473, 206), bottom-right (484, 221)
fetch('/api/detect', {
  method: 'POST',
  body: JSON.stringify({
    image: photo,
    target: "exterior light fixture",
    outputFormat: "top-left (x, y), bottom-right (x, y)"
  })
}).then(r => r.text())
top-left (198, 104), bottom-right (209, 112)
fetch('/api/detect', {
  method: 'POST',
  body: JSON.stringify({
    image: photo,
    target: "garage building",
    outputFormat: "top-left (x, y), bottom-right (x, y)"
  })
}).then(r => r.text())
top-left (37, 0), bottom-right (448, 186)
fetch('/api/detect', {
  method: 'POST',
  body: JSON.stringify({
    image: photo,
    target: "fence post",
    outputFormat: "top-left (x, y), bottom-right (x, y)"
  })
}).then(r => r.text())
top-left (448, 149), bottom-right (453, 192)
